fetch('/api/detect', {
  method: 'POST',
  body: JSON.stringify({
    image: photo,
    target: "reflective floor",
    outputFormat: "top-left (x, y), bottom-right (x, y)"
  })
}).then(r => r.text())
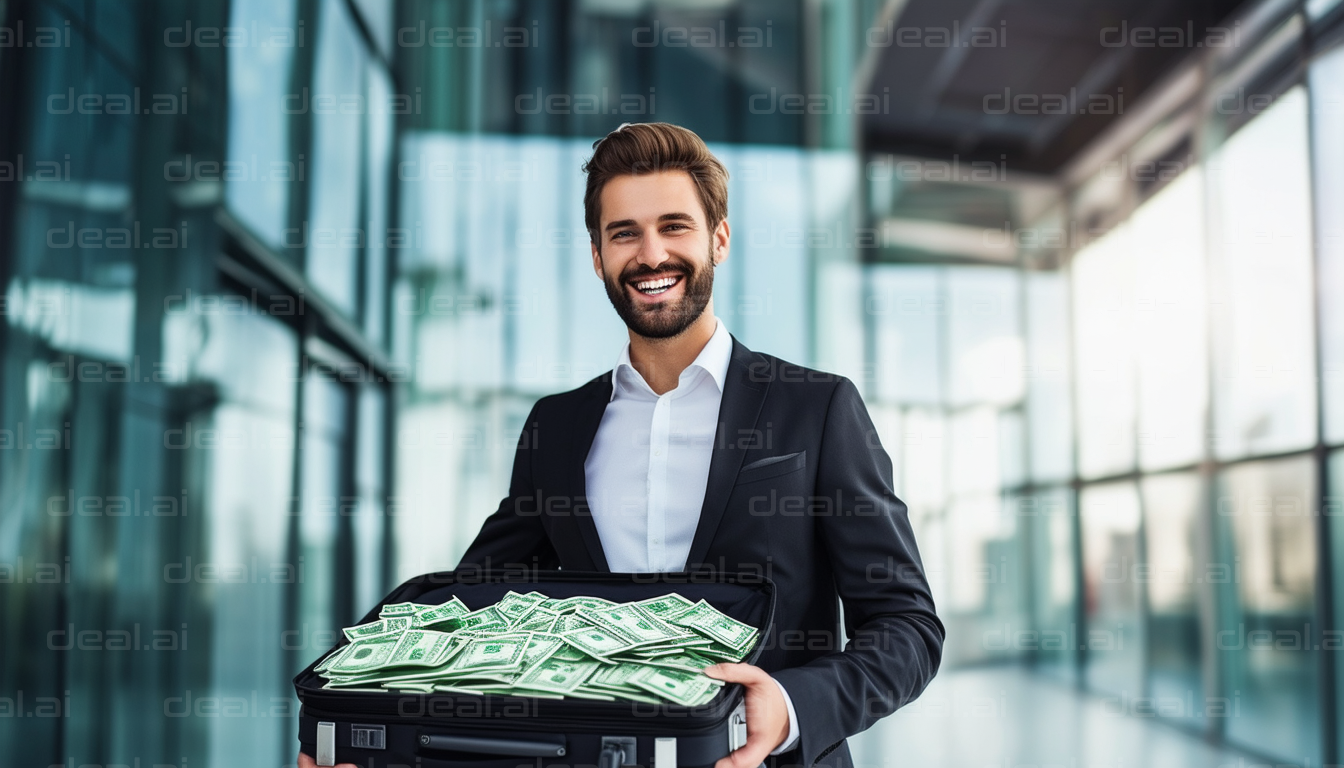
top-left (847, 667), bottom-right (1251, 768)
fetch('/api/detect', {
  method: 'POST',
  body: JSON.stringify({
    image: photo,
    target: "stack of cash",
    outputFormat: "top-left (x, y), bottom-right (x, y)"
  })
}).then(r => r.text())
top-left (315, 591), bottom-right (759, 706)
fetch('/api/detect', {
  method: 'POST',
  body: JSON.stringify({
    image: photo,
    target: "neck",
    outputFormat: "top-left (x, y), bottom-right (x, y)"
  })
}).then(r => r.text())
top-left (627, 302), bottom-right (717, 396)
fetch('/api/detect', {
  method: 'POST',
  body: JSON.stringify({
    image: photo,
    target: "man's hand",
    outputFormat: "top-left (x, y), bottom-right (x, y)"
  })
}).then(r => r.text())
top-left (702, 663), bottom-right (790, 768)
top-left (297, 751), bottom-right (356, 768)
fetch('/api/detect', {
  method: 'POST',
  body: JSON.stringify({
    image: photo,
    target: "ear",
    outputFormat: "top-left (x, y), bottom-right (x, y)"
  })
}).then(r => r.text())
top-left (711, 218), bottom-right (730, 266)
top-left (590, 239), bottom-right (603, 279)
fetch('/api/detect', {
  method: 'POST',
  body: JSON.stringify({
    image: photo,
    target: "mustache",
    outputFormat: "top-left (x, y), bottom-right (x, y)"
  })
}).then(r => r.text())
top-left (621, 264), bottom-right (692, 281)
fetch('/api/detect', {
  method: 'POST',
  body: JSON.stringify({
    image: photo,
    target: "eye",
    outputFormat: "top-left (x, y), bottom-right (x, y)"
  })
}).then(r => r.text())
top-left (662, 223), bottom-right (688, 232)
top-left (611, 230), bottom-right (636, 239)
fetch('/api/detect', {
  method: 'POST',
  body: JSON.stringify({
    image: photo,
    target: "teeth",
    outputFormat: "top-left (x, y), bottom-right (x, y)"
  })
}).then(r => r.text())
top-left (634, 276), bottom-right (678, 290)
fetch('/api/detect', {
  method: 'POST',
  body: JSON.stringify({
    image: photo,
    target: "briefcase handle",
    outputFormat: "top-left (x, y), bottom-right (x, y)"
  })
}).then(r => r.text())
top-left (418, 732), bottom-right (567, 758)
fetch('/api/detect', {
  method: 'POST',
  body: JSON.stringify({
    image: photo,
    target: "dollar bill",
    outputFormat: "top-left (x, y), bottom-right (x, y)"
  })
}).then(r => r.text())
top-left (628, 665), bottom-right (724, 707)
top-left (316, 590), bottom-right (758, 705)
top-left (343, 616), bottom-right (412, 641)
top-left (413, 598), bottom-right (469, 629)
top-left (669, 600), bottom-right (759, 652)
top-left (634, 593), bottom-right (696, 620)
top-left (327, 633), bottom-right (403, 675)
top-left (379, 602), bottom-right (427, 619)
top-left (495, 591), bottom-right (550, 622)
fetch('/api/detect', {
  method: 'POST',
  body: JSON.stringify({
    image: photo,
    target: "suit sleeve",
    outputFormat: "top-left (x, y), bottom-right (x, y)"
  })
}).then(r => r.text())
top-left (770, 377), bottom-right (945, 766)
top-left (456, 399), bottom-right (561, 570)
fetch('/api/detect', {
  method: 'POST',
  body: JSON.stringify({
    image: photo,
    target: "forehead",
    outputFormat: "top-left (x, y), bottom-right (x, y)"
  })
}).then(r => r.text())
top-left (599, 170), bottom-right (704, 225)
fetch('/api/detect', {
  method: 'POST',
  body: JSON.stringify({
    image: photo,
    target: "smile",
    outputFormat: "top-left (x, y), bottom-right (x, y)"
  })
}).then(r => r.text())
top-left (630, 274), bottom-right (682, 296)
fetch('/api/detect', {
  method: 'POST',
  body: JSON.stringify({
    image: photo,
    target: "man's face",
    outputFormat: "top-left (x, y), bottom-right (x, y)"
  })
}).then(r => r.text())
top-left (590, 171), bottom-right (729, 339)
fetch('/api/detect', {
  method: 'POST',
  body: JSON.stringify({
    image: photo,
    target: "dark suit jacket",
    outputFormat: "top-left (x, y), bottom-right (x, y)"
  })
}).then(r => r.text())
top-left (458, 334), bottom-right (945, 767)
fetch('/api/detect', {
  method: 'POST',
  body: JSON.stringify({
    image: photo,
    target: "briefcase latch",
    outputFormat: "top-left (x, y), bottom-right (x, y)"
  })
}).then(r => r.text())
top-left (316, 721), bottom-right (336, 767)
top-left (729, 700), bottom-right (748, 752)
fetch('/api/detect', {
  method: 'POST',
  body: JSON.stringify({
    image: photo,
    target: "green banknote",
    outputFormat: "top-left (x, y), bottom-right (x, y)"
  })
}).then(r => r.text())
top-left (314, 591), bottom-right (758, 705)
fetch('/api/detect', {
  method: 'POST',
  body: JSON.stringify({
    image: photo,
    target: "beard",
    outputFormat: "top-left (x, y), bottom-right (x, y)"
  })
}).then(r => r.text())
top-left (601, 244), bottom-right (715, 340)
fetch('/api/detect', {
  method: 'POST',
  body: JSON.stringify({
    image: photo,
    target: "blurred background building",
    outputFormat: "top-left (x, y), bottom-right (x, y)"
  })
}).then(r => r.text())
top-left (0, 0), bottom-right (1342, 765)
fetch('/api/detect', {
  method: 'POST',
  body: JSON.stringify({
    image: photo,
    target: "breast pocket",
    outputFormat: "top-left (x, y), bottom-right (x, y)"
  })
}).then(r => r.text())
top-left (734, 450), bottom-right (806, 485)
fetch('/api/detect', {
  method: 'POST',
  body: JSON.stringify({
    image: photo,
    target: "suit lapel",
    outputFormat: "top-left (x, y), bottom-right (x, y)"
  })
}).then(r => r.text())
top-left (561, 373), bottom-right (614, 572)
top-left (685, 336), bottom-right (769, 568)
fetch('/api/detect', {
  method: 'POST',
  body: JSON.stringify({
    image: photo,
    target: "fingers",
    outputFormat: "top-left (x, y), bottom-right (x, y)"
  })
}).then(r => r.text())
top-left (707, 664), bottom-right (782, 768)
top-left (714, 740), bottom-right (772, 768)
top-left (296, 752), bottom-right (358, 768)
top-left (703, 662), bottom-right (768, 685)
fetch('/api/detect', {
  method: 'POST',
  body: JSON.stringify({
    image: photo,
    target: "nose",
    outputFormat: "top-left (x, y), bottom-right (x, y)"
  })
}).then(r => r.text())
top-left (634, 228), bottom-right (672, 271)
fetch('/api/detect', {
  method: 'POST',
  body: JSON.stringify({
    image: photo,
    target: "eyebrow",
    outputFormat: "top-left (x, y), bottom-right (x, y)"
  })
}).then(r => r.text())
top-left (604, 212), bottom-right (697, 233)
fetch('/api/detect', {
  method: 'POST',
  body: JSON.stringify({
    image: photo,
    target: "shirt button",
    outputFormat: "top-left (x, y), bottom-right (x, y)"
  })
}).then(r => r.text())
top-left (653, 449), bottom-right (662, 457)
top-left (651, 538), bottom-right (662, 545)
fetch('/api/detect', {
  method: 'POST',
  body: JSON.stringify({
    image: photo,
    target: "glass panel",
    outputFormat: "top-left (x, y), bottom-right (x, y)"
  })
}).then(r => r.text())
top-left (1025, 270), bottom-right (1074, 483)
top-left (1072, 226), bottom-right (1137, 479)
top-left (1207, 86), bottom-right (1317, 459)
top-left (731, 147), bottom-right (810, 364)
top-left (306, 0), bottom-right (367, 315)
top-left (900, 407), bottom-right (946, 518)
top-left (299, 370), bottom-right (350, 644)
top-left (1079, 481), bottom-right (1144, 696)
top-left (163, 299), bottom-right (301, 766)
top-left (1021, 487), bottom-right (1078, 680)
top-left (945, 494), bottom-right (1023, 664)
top-left (363, 63), bottom-right (395, 347)
top-left (1330, 449), bottom-right (1344, 761)
top-left (1311, 47), bottom-right (1344, 445)
top-left (870, 266), bottom-right (942, 406)
top-left (998, 409), bottom-right (1026, 490)
top-left (511, 138), bottom-right (569, 395)
top-left (949, 406), bottom-right (1001, 497)
top-left (946, 267), bottom-right (1023, 407)
top-left (869, 404), bottom-right (903, 498)
top-left (1140, 471), bottom-right (1206, 725)
top-left (1216, 455), bottom-right (1320, 765)
top-left (225, 0), bottom-right (299, 250)
top-left (1132, 170), bottom-right (1208, 470)
top-left (354, 385), bottom-right (387, 614)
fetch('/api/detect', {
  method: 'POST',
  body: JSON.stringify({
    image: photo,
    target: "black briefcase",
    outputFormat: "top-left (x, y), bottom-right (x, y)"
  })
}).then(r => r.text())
top-left (294, 569), bottom-right (776, 768)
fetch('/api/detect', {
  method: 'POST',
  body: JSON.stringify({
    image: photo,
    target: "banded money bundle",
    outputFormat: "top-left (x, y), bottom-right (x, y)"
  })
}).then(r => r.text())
top-left (315, 591), bottom-right (759, 706)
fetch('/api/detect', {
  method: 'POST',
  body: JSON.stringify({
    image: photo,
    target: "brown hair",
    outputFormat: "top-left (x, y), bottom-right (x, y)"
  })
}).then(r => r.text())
top-left (582, 122), bottom-right (729, 246)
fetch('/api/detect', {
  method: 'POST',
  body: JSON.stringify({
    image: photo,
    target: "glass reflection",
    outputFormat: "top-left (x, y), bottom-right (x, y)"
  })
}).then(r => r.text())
top-left (946, 494), bottom-right (1021, 663)
top-left (1216, 456), bottom-right (1320, 764)
top-left (950, 406), bottom-right (1001, 496)
top-left (1072, 226), bottom-right (1137, 480)
top-left (299, 369), bottom-right (351, 652)
top-left (165, 301), bottom-right (300, 766)
top-left (306, 0), bottom-right (366, 314)
top-left (224, 0), bottom-right (298, 251)
top-left (1022, 487), bottom-right (1078, 680)
top-left (1132, 171), bottom-right (1207, 471)
top-left (1207, 86), bottom-right (1317, 460)
top-left (1310, 47), bottom-right (1344, 445)
top-left (1080, 481), bottom-right (1144, 696)
top-left (1025, 271), bottom-right (1073, 483)
top-left (1141, 471), bottom-right (1206, 725)
top-left (871, 266), bottom-right (942, 406)
top-left (946, 267), bottom-right (1023, 407)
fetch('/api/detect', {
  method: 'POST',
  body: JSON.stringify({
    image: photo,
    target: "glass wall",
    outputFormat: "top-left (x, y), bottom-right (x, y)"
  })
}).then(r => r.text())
top-left (857, 4), bottom-right (1342, 764)
top-left (0, 0), bottom-right (395, 765)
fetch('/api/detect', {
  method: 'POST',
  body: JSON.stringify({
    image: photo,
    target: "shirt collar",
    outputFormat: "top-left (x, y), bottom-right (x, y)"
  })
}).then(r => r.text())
top-left (610, 317), bottom-right (732, 402)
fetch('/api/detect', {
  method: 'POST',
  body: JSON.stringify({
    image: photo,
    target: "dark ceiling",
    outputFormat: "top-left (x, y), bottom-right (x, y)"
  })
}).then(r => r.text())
top-left (862, 0), bottom-right (1247, 174)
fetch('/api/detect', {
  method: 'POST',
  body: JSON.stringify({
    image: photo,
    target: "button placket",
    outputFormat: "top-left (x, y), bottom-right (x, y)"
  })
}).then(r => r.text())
top-left (647, 393), bottom-right (671, 570)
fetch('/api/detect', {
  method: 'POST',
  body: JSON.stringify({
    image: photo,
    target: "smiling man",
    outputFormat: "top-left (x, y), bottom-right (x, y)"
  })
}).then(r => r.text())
top-left (301, 123), bottom-right (942, 768)
top-left (456, 123), bottom-right (944, 768)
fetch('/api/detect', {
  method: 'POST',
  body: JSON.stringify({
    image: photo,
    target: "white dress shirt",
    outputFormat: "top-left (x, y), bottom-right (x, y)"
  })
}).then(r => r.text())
top-left (583, 316), bottom-right (800, 756)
